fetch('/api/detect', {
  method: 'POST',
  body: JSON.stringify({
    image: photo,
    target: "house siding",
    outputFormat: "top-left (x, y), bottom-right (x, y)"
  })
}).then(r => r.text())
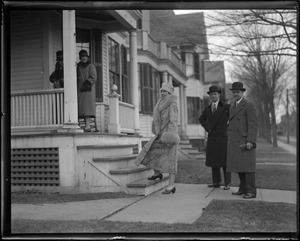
top-left (11, 11), bottom-right (44, 91)
top-left (102, 34), bottom-right (109, 104)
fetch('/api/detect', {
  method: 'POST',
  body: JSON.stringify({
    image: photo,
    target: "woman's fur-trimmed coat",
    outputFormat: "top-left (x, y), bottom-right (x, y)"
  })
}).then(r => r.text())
top-left (134, 95), bottom-right (179, 174)
top-left (77, 61), bottom-right (97, 117)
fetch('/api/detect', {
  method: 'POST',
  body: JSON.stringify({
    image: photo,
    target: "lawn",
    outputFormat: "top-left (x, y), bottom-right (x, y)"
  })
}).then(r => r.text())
top-left (176, 160), bottom-right (297, 191)
top-left (11, 200), bottom-right (297, 234)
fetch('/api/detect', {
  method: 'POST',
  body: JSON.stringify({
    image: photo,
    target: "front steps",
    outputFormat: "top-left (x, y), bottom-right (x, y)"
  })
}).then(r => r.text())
top-left (78, 144), bottom-right (168, 196)
top-left (127, 174), bottom-right (170, 196)
top-left (179, 141), bottom-right (206, 161)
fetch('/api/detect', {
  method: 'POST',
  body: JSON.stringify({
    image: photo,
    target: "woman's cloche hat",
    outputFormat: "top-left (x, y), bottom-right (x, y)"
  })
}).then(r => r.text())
top-left (207, 85), bottom-right (221, 95)
top-left (160, 82), bottom-right (174, 94)
top-left (230, 82), bottom-right (246, 91)
top-left (79, 49), bottom-right (89, 58)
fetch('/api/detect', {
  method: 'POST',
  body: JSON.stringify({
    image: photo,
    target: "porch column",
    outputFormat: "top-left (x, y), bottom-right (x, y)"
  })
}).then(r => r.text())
top-left (179, 85), bottom-right (187, 139)
top-left (130, 30), bottom-right (140, 132)
top-left (168, 75), bottom-right (173, 85)
top-left (59, 10), bottom-right (82, 133)
top-left (183, 86), bottom-right (188, 133)
top-left (163, 72), bottom-right (168, 83)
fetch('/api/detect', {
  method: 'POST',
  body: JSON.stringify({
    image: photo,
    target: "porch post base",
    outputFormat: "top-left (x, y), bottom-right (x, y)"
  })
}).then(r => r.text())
top-left (57, 123), bottom-right (84, 133)
top-left (108, 124), bottom-right (121, 134)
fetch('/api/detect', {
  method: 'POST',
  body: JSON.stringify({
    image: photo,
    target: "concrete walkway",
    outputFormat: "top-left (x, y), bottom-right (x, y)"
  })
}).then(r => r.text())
top-left (12, 184), bottom-right (296, 223)
top-left (277, 139), bottom-right (297, 155)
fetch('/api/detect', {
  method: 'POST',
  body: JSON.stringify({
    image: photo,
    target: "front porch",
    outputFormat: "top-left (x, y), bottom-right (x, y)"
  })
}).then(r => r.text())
top-left (11, 88), bottom-right (136, 134)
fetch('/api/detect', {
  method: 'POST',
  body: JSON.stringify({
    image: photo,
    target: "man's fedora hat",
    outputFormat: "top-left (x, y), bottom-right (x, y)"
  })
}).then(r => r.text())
top-left (230, 82), bottom-right (246, 91)
top-left (207, 85), bottom-right (221, 95)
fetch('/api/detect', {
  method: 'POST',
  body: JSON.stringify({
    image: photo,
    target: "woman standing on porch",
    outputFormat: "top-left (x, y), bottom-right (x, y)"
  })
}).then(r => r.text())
top-left (135, 82), bottom-right (180, 194)
top-left (77, 50), bottom-right (97, 132)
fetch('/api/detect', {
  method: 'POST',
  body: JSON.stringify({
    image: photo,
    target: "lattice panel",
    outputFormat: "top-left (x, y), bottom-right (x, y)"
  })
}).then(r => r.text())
top-left (11, 148), bottom-right (59, 187)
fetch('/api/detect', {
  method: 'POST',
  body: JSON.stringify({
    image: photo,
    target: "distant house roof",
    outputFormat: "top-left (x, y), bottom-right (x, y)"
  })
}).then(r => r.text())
top-left (204, 61), bottom-right (225, 86)
top-left (149, 10), bottom-right (208, 52)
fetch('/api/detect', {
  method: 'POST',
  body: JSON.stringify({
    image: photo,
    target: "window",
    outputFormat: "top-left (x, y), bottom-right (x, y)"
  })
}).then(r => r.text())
top-left (193, 53), bottom-right (200, 79)
top-left (187, 97), bottom-right (201, 124)
top-left (121, 45), bottom-right (130, 103)
top-left (139, 63), bottom-right (162, 114)
top-left (76, 28), bottom-right (90, 63)
top-left (108, 38), bottom-right (120, 92)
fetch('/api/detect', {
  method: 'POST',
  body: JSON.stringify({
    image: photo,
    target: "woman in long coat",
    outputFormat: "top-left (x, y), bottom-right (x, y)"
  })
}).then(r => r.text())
top-left (135, 82), bottom-right (180, 194)
top-left (77, 50), bottom-right (97, 131)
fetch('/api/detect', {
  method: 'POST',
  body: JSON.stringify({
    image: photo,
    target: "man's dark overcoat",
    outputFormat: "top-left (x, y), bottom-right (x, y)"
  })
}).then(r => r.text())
top-left (199, 101), bottom-right (230, 168)
top-left (226, 98), bottom-right (258, 173)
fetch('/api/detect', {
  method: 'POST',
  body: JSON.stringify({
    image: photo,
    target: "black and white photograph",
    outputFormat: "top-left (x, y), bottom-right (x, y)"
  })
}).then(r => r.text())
top-left (2, 0), bottom-right (298, 239)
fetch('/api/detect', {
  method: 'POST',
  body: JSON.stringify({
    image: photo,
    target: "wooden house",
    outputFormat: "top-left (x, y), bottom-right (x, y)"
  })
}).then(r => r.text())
top-left (8, 5), bottom-right (188, 195)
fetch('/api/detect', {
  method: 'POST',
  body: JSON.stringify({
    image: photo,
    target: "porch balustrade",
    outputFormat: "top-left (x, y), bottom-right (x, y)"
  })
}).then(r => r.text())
top-left (11, 88), bottom-right (136, 133)
top-left (11, 89), bottom-right (64, 128)
top-left (119, 101), bottom-right (135, 132)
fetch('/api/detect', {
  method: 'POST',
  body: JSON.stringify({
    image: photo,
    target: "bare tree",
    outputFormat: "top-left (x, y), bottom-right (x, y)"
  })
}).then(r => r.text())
top-left (205, 9), bottom-right (297, 57)
top-left (230, 23), bottom-right (295, 146)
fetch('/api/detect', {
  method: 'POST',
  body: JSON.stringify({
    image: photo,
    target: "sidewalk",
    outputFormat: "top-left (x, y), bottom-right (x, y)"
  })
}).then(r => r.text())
top-left (277, 139), bottom-right (297, 155)
top-left (12, 184), bottom-right (296, 223)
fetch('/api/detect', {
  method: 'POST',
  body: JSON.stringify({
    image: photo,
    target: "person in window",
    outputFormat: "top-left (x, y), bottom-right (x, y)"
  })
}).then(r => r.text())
top-left (199, 85), bottom-right (231, 190)
top-left (77, 50), bottom-right (97, 132)
top-left (49, 50), bottom-right (64, 88)
top-left (134, 82), bottom-right (180, 194)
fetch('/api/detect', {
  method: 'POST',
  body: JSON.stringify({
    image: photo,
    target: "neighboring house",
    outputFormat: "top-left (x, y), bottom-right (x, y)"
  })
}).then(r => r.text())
top-left (148, 10), bottom-right (216, 149)
top-left (9, 5), bottom-right (187, 195)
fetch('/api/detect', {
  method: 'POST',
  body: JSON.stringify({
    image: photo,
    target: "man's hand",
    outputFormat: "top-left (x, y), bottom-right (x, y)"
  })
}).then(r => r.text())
top-left (246, 142), bottom-right (253, 150)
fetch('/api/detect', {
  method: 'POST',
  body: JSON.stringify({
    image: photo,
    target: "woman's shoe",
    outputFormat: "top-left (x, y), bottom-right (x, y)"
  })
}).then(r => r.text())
top-left (148, 173), bottom-right (163, 180)
top-left (162, 186), bottom-right (176, 194)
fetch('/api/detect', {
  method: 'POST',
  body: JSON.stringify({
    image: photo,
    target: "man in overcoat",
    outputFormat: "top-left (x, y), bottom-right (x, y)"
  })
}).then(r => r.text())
top-left (227, 82), bottom-right (258, 199)
top-left (199, 85), bottom-right (231, 190)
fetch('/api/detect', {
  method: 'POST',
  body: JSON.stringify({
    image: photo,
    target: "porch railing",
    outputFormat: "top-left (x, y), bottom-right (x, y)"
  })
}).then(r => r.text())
top-left (11, 89), bottom-right (64, 128)
top-left (119, 101), bottom-right (135, 133)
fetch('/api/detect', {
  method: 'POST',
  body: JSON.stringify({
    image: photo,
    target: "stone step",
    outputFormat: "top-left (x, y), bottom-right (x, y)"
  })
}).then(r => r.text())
top-left (179, 140), bottom-right (190, 144)
top-left (91, 154), bottom-right (138, 171)
top-left (109, 166), bottom-right (153, 186)
top-left (77, 144), bottom-right (136, 158)
top-left (126, 174), bottom-right (169, 196)
top-left (180, 147), bottom-right (199, 150)
top-left (188, 152), bottom-right (205, 155)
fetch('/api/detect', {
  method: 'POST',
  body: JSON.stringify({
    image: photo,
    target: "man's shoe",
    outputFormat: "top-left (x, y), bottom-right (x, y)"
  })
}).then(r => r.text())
top-left (243, 193), bottom-right (256, 199)
top-left (207, 184), bottom-right (220, 188)
top-left (232, 190), bottom-right (246, 195)
top-left (223, 185), bottom-right (230, 190)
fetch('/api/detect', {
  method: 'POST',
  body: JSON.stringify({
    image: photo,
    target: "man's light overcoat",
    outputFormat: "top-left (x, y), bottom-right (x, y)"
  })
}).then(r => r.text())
top-left (226, 98), bottom-right (258, 173)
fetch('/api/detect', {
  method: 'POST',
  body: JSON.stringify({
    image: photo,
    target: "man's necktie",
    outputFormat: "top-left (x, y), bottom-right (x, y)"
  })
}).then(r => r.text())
top-left (212, 103), bottom-right (216, 114)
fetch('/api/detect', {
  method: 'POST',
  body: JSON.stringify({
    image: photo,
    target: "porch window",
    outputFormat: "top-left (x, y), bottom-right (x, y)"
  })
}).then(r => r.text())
top-left (121, 45), bottom-right (130, 103)
top-left (76, 28), bottom-right (90, 63)
top-left (187, 97), bottom-right (201, 124)
top-left (139, 63), bottom-right (162, 114)
top-left (108, 38), bottom-right (120, 93)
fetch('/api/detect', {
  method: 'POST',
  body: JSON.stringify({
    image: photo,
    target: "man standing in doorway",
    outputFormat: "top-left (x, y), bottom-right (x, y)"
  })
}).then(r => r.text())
top-left (199, 85), bottom-right (231, 190)
top-left (227, 82), bottom-right (258, 199)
